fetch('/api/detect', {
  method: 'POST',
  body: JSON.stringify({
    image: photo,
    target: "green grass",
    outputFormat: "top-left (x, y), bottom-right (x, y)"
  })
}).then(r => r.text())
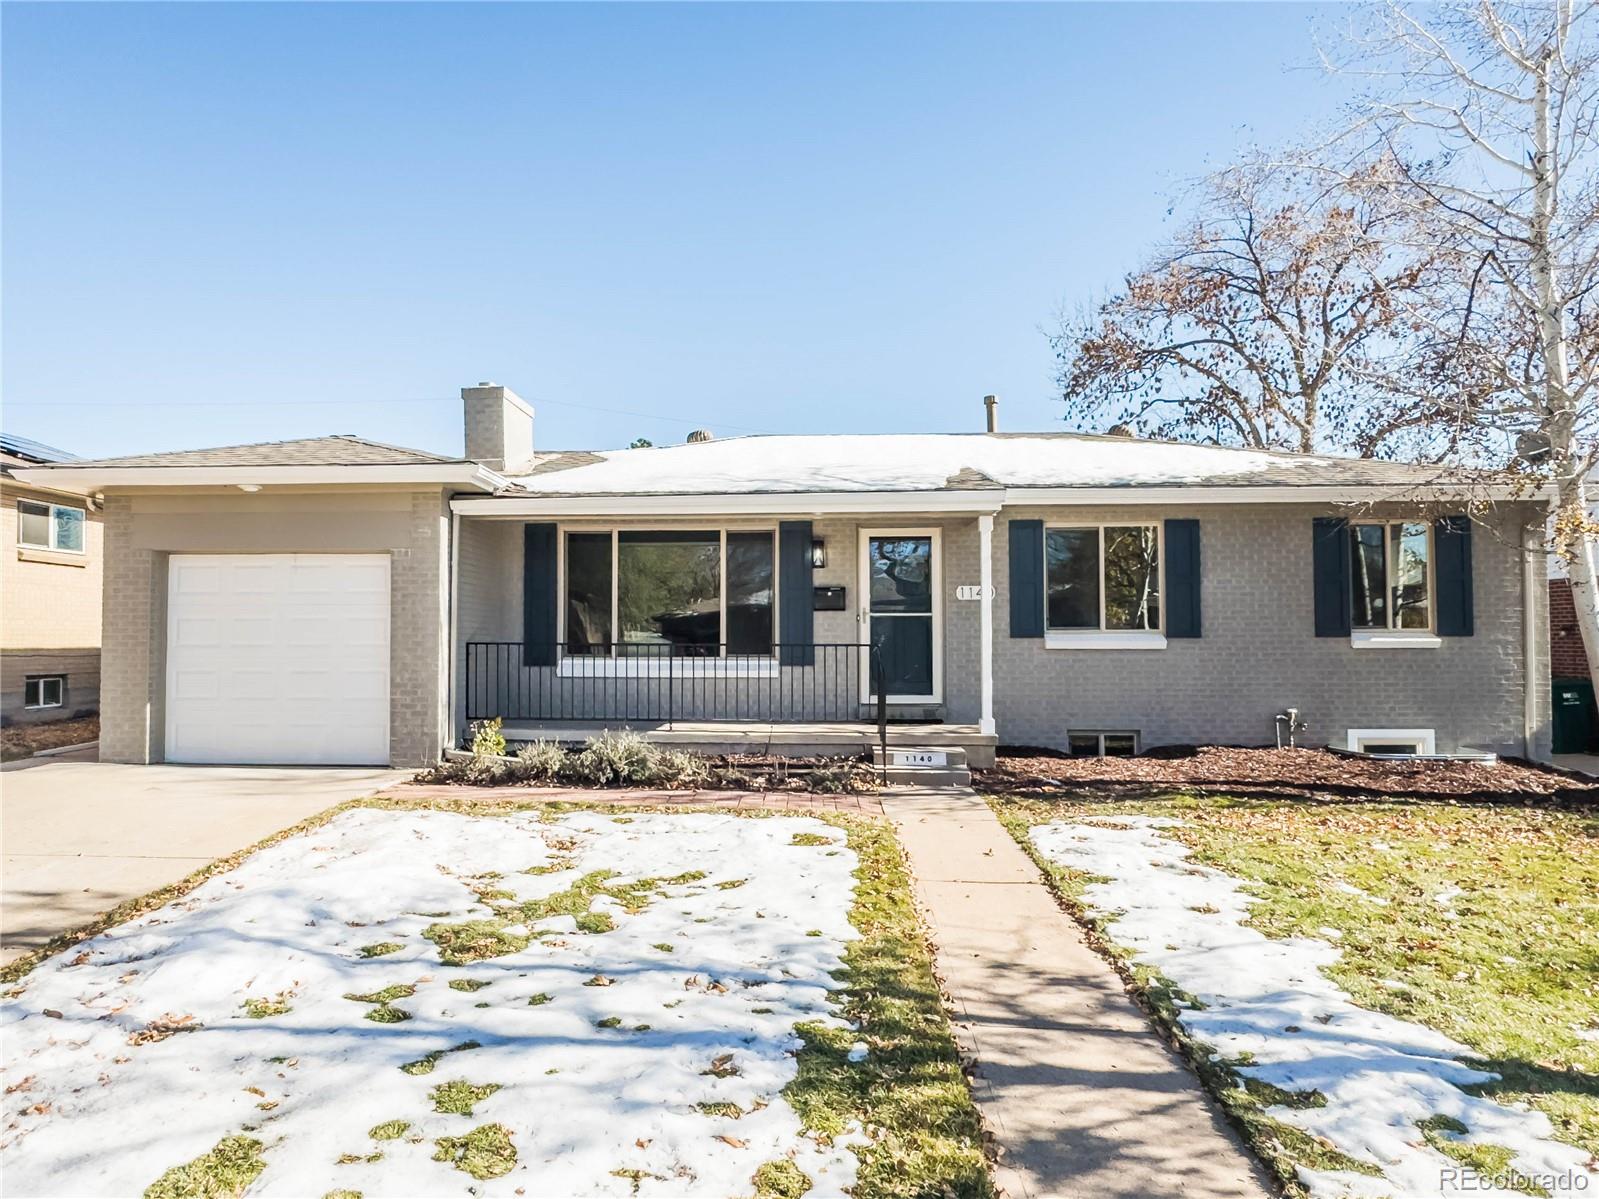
top-left (753, 1158), bottom-right (813, 1198)
top-left (343, 984), bottom-right (415, 1004)
top-left (782, 816), bottom-right (992, 1199)
top-left (993, 792), bottom-right (1599, 1191)
top-left (448, 978), bottom-right (491, 992)
top-left (144, 1135), bottom-right (265, 1199)
top-left (432, 1124), bottom-right (517, 1179)
top-left (430, 1079), bottom-right (502, 1116)
top-left (355, 942), bottom-right (402, 959)
top-left (421, 868), bottom-right (706, 963)
top-left (399, 1040), bottom-right (481, 1076)
top-left (422, 920), bottom-right (530, 966)
top-left (240, 993), bottom-right (292, 1019)
top-left (526, 992), bottom-right (552, 1006)
top-left (368, 1120), bottom-right (410, 1141)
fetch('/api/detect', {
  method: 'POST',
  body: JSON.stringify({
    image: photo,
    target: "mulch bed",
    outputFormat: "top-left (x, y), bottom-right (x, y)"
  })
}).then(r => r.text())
top-left (0, 715), bottom-right (98, 762)
top-left (978, 745), bottom-right (1599, 803)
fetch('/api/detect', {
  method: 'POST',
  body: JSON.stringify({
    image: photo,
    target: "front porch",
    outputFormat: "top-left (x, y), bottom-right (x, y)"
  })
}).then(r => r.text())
top-left (450, 502), bottom-right (1003, 764)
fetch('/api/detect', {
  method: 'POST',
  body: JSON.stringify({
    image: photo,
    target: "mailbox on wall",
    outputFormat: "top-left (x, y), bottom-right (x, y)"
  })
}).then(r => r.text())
top-left (813, 585), bottom-right (846, 611)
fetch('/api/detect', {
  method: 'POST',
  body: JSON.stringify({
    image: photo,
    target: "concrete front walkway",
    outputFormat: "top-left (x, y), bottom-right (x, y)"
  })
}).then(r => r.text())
top-left (884, 786), bottom-right (1271, 1199)
top-left (2, 760), bottom-right (405, 965)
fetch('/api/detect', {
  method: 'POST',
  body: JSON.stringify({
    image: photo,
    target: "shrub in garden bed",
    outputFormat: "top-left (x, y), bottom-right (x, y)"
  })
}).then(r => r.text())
top-left (415, 728), bottom-right (879, 793)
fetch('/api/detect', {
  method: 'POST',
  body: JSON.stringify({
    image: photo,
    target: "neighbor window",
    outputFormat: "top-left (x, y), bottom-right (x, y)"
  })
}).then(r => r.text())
top-left (24, 676), bottom-right (63, 709)
top-left (564, 529), bottom-right (776, 657)
top-left (1068, 730), bottom-right (1139, 757)
top-left (1046, 525), bottom-right (1160, 631)
top-left (1350, 522), bottom-right (1430, 630)
top-left (17, 500), bottom-right (85, 553)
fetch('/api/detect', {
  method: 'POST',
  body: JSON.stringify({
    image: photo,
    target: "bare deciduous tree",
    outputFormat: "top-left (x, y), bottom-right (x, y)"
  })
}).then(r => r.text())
top-left (1320, 0), bottom-right (1599, 690)
top-left (1052, 161), bottom-right (1440, 456)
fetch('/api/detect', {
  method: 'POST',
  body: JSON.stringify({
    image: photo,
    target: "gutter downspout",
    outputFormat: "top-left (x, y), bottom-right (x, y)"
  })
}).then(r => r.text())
top-left (1524, 515), bottom-right (1541, 759)
top-left (448, 507), bottom-right (461, 757)
top-left (978, 513), bottom-right (996, 737)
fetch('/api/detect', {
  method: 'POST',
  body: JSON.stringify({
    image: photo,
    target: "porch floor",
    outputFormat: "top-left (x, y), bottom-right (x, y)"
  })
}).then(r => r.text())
top-left (497, 720), bottom-right (997, 767)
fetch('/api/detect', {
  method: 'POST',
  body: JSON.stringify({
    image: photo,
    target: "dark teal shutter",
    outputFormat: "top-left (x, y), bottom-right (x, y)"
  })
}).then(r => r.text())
top-left (1008, 519), bottom-right (1044, 638)
top-left (778, 521), bottom-right (814, 666)
top-left (1163, 518), bottom-right (1201, 638)
top-left (1312, 517), bottom-right (1351, 637)
top-left (1435, 515), bottom-right (1474, 637)
top-left (523, 523), bottom-right (558, 666)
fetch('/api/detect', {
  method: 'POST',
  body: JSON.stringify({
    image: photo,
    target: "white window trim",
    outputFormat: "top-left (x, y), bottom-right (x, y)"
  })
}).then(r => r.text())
top-left (24, 676), bottom-right (64, 709)
top-left (1346, 728), bottom-right (1436, 754)
top-left (556, 525), bottom-right (780, 669)
top-left (17, 500), bottom-right (86, 554)
top-left (1068, 730), bottom-right (1140, 756)
top-left (1350, 520), bottom-right (1434, 636)
top-left (1350, 629), bottom-right (1442, 650)
top-left (1043, 522), bottom-right (1164, 642)
top-left (1046, 630), bottom-right (1168, 650)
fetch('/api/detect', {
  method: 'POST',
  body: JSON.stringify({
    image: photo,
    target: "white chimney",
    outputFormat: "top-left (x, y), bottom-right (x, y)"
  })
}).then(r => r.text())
top-left (462, 382), bottom-right (534, 475)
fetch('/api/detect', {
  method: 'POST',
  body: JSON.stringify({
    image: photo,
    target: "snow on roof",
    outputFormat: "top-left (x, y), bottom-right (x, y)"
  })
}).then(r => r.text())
top-left (503, 432), bottom-right (1448, 496)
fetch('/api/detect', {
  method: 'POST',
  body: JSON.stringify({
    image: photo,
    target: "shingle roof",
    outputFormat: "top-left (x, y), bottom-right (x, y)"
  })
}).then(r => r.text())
top-left (500, 431), bottom-right (1487, 496)
top-left (42, 435), bottom-right (463, 469)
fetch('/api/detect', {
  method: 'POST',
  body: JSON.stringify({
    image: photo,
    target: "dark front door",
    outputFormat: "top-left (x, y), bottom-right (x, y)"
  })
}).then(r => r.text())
top-left (865, 534), bottom-right (936, 700)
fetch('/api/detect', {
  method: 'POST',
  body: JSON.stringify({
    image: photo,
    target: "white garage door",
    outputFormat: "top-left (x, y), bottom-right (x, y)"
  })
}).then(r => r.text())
top-left (166, 554), bottom-right (390, 765)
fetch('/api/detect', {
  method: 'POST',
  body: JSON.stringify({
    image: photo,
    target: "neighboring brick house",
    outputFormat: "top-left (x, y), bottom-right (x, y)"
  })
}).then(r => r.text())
top-left (1, 435), bottom-right (102, 726)
top-left (1549, 578), bottom-right (1591, 681)
top-left (13, 384), bottom-right (1554, 768)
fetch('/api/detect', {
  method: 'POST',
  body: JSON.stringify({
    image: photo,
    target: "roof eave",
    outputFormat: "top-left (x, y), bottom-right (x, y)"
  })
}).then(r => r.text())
top-left (455, 479), bottom-right (1552, 516)
top-left (11, 462), bottom-right (509, 492)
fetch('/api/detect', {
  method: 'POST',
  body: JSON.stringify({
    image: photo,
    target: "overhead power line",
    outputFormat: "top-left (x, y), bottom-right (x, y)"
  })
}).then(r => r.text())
top-left (2, 393), bottom-right (782, 436)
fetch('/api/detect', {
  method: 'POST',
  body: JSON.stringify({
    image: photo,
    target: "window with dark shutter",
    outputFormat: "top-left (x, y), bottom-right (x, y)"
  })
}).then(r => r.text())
top-left (1435, 515), bottom-right (1474, 637)
top-left (1312, 517), bottom-right (1352, 637)
top-left (522, 523), bottom-right (559, 666)
top-left (1163, 519), bottom-right (1201, 638)
top-left (1008, 519), bottom-right (1044, 638)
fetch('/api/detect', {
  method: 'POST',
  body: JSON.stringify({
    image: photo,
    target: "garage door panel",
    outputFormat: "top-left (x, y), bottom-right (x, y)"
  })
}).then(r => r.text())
top-left (166, 554), bottom-right (391, 766)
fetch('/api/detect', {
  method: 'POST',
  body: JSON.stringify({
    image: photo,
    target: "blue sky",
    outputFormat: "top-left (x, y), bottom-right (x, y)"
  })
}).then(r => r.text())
top-left (2, 2), bottom-right (1351, 459)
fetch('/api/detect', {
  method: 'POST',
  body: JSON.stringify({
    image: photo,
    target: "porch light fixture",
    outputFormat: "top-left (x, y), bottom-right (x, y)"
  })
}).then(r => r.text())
top-left (810, 538), bottom-right (827, 569)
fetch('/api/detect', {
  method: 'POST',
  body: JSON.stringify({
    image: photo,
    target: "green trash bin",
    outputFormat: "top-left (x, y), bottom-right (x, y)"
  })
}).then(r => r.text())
top-left (1552, 679), bottom-right (1597, 754)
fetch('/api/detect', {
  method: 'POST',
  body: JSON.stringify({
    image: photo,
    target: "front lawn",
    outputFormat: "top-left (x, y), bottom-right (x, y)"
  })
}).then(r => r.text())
top-left (995, 794), bottom-right (1599, 1199)
top-left (0, 802), bottom-right (988, 1198)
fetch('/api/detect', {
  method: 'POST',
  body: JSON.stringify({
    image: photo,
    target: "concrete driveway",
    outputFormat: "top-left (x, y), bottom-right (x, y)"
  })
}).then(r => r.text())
top-left (1, 758), bottom-right (406, 965)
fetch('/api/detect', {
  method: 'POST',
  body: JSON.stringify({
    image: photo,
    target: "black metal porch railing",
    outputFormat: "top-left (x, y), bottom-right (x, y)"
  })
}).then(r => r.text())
top-left (465, 642), bottom-right (886, 729)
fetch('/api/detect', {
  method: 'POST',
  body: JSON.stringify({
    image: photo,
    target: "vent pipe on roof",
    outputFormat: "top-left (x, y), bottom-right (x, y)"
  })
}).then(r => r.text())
top-left (983, 395), bottom-right (999, 433)
top-left (686, 429), bottom-right (714, 443)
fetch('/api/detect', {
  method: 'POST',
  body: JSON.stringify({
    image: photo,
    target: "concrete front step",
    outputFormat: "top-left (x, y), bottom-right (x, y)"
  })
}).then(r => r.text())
top-left (872, 744), bottom-right (969, 768)
top-left (879, 764), bottom-right (972, 787)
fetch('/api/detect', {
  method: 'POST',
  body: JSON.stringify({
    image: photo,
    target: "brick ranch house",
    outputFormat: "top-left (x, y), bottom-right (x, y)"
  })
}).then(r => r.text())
top-left (13, 384), bottom-right (1553, 769)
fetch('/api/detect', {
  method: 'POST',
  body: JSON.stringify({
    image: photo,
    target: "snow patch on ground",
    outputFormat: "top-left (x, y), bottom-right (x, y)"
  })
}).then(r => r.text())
top-left (1030, 816), bottom-right (1596, 1199)
top-left (1, 809), bottom-right (865, 1197)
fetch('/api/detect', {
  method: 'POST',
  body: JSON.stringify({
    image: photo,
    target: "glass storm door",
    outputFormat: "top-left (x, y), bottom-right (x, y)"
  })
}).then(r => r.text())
top-left (863, 533), bottom-right (938, 702)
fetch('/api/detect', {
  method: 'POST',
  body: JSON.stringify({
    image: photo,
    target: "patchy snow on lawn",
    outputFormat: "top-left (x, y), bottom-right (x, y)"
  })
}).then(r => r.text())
top-left (1031, 816), bottom-right (1598, 1199)
top-left (1, 808), bottom-right (865, 1198)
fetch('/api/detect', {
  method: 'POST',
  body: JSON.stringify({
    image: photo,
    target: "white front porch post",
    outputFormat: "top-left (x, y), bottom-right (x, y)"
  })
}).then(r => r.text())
top-left (978, 513), bottom-right (996, 737)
